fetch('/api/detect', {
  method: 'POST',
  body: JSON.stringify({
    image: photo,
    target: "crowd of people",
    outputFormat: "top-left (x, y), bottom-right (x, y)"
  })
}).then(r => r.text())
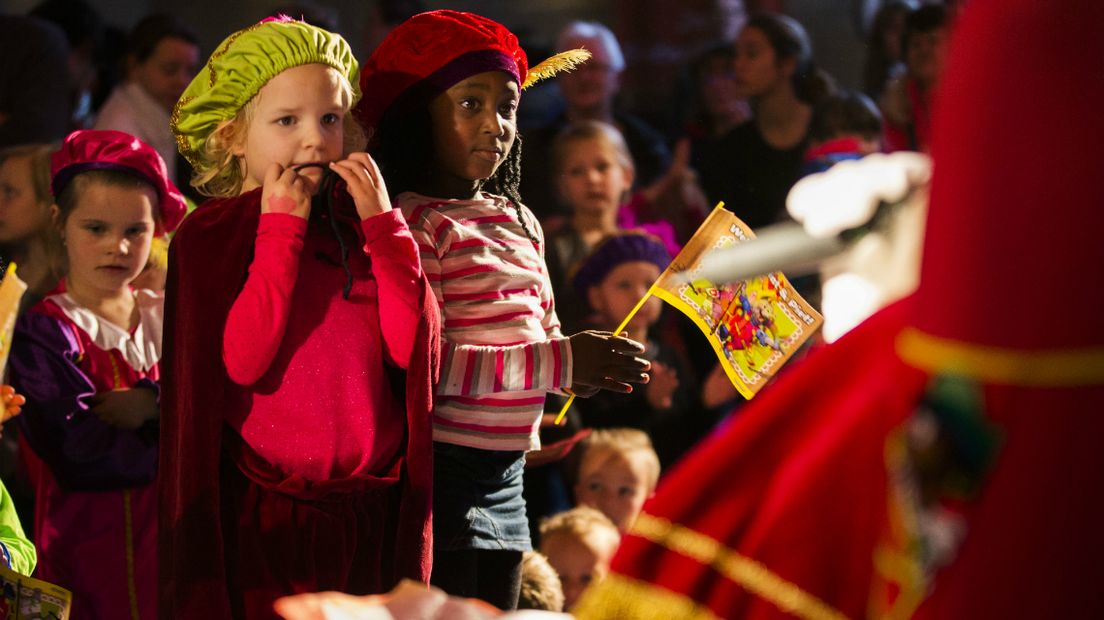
top-left (4, 1), bottom-right (1083, 619)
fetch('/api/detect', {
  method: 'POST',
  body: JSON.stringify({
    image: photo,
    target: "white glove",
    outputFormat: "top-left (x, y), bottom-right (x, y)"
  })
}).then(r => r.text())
top-left (787, 151), bottom-right (932, 238)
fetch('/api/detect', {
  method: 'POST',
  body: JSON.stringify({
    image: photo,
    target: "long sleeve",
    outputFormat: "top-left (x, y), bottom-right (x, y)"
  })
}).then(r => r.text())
top-left (222, 213), bottom-right (306, 385)
top-left (438, 338), bottom-right (572, 396)
top-left (536, 226), bottom-right (566, 341)
top-left (0, 481), bottom-right (34, 576)
top-left (10, 312), bottom-right (158, 491)
top-left (360, 209), bottom-right (421, 370)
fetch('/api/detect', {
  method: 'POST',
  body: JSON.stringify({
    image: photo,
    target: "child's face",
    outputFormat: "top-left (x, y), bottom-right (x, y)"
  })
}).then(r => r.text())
top-left (557, 138), bottom-right (633, 217)
top-left (575, 447), bottom-right (654, 531)
top-left (0, 155), bottom-right (49, 244)
top-left (234, 63), bottom-right (350, 193)
top-left (587, 260), bottom-right (663, 333)
top-left (59, 182), bottom-right (157, 294)
top-left (428, 71), bottom-right (519, 187)
top-left (540, 532), bottom-right (613, 610)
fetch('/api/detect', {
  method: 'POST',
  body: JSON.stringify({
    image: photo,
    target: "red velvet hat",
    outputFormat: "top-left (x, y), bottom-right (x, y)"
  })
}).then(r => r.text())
top-left (357, 10), bottom-right (589, 131)
top-left (51, 129), bottom-right (187, 235)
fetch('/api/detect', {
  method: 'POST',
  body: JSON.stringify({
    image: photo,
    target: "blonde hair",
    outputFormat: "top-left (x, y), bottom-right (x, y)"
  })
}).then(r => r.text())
top-left (518, 551), bottom-right (565, 612)
top-left (580, 428), bottom-right (661, 492)
top-left (190, 70), bottom-right (365, 198)
top-left (540, 505), bottom-right (621, 555)
top-left (552, 120), bottom-right (635, 176)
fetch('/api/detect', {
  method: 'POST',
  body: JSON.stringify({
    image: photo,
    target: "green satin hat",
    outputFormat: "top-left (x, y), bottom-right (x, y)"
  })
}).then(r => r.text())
top-left (171, 16), bottom-right (360, 168)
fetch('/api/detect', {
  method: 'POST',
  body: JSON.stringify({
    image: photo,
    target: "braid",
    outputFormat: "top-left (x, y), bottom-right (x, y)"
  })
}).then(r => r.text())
top-left (487, 134), bottom-right (540, 247)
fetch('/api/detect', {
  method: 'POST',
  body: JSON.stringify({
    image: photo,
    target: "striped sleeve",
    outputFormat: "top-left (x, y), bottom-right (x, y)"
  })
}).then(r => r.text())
top-left (406, 204), bottom-right (444, 305)
top-left (438, 337), bottom-right (572, 396)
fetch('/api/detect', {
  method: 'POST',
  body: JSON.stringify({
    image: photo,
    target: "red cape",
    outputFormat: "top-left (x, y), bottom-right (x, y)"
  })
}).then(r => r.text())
top-left (576, 297), bottom-right (1104, 619)
top-left (158, 190), bottom-right (439, 618)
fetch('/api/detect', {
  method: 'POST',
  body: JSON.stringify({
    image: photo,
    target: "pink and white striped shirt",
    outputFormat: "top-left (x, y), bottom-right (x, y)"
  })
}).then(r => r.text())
top-left (399, 192), bottom-right (572, 451)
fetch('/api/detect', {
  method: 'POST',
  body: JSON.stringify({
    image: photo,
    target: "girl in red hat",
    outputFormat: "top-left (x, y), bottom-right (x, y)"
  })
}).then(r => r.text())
top-left (8, 128), bottom-right (187, 620)
top-left (359, 10), bottom-right (652, 610)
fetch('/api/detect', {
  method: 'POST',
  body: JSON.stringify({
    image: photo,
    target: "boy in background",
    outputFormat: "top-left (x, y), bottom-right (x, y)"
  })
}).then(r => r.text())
top-left (571, 429), bottom-right (660, 532)
top-left (539, 506), bottom-right (620, 611)
top-left (572, 235), bottom-right (718, 468)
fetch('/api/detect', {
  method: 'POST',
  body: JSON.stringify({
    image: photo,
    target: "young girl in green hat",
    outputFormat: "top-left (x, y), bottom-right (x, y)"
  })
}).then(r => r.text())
top-left (164, 17), bottom-right (438, 618)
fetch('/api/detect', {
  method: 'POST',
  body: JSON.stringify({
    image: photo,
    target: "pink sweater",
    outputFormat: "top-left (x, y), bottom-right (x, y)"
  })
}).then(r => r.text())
top-left (222, 209), bottom-right (422, 481)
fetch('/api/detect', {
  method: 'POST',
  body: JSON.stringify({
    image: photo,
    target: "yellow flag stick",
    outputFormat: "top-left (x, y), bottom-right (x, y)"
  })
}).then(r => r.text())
top-left (554, 283), bottom-right (660, 425)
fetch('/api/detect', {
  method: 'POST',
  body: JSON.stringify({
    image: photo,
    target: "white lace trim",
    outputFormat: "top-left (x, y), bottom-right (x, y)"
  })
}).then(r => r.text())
top-left (45, 290), bottom-right (163, 372)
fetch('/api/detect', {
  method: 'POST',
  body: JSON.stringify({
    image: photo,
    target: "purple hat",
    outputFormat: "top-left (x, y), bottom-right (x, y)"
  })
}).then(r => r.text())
top-left (572, 231), bottom-right (672, 297)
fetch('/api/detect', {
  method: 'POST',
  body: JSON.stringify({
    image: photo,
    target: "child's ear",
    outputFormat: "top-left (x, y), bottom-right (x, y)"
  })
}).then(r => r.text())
top-left (229, 137), bottom-right (246, 158)
top-left (49, 204), bottom-right (61, 231)
top-left (216, 119), bottom-right (247, 158)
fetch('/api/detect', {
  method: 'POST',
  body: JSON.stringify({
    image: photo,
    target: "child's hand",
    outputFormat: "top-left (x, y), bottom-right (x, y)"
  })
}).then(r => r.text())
top-left (0, 386), bottom-right (25, 424)
top-left (89, 388), bottom-right (158, 430)
top-left (569, 331), bottom-right (651, 394)
top-left (329, 152), bottom-right (392, 220)
top-left (261, 163), bottom-right (312, 220)
top-left (645, 360), bottom-right (679, 410)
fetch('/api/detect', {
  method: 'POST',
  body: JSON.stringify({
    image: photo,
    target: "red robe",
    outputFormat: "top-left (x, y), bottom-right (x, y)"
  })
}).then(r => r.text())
top-left (159, 188), bottom-right (439, 619)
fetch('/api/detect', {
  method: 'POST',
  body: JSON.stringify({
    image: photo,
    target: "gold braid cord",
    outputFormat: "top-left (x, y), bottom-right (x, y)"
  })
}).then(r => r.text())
top-left (579, 513), bottom-right (852, 620)
top-left (897, 327), bottom-right (1104, 386)
top-left (522, 49), bottom-right (592, 90)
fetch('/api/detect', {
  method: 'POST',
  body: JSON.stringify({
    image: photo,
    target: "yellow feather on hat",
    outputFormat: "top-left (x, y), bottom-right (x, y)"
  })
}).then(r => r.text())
top-left (522, 48), bottom-right (592, 90)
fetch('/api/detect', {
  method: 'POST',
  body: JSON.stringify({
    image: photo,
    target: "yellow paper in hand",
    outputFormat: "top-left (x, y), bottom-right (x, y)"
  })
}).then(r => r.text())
top-left (0, 264), bottom-right (28, 400)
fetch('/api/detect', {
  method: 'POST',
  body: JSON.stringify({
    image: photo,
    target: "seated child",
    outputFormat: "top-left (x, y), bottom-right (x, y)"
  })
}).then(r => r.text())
top-left (572, 428), bottom-right (660, 532)
top-left (571, 233), bottom-right (713, 468)
top-left (538, 506), bottom-right (620, 611)
top-left (517, 550), bottom-right (565, 612)
top-left (545, 121), bottom-right (681, 333)
top-left (802, 89), bottom-right (883, 176)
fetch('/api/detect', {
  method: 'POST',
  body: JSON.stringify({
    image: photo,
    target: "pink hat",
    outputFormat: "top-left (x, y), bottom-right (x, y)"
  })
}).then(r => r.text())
top-left (51, 129), bottom-right (187, 235)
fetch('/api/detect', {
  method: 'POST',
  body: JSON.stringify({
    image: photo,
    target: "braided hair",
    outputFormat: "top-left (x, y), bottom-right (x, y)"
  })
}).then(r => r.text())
top-left (370, 83), bottom-right (541, 247)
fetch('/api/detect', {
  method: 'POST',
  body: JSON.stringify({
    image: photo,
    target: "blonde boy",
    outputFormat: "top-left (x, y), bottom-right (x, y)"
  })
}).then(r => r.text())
top-left (572, 428), bottom-right (661, 532)
top-left (539, 506), bottom-right (621, 610)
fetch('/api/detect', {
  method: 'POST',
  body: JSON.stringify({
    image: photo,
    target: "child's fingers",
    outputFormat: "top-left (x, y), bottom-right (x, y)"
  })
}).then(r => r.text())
top-left (609, 335), bottom-right (646, 355)
top-left (581, 377), bottom-right (636, 393)
top-left (329, 160), bottom-right (372, 190)
top-left (0, 386), bottom-right (13, 399)
top-left (343, 152), bottom-right (376, 173)
top-left (594, 359), bottom-right (651, 385)
top-left (10, 394), bottom-right (25, 407)
top-left (345, 153), bottom-right (387, 186)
